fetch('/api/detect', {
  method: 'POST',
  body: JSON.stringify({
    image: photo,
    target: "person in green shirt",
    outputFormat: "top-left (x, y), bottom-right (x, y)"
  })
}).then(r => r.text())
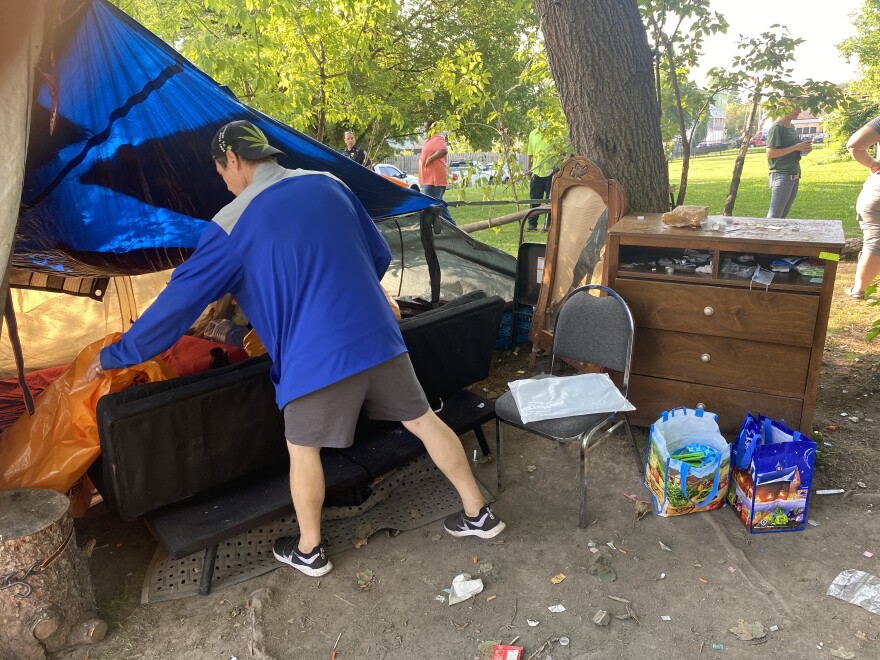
top-left (766, 102), bottom-right (813, 218)
top-left (527, 122), bottom-right (555, 231)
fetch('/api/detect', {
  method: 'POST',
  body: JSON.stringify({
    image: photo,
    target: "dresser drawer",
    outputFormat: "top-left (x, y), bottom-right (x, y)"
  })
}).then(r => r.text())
top-left (626, 375), bottom-right (804, 435)
top-left (615, 279), bottom-right (818, 346)
top-left (632, 328), bottom-right (810, 396)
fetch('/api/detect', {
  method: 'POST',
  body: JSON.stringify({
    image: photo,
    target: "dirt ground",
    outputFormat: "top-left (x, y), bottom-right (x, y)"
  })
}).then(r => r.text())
top-left (60, 261), bottom-right (880, 660)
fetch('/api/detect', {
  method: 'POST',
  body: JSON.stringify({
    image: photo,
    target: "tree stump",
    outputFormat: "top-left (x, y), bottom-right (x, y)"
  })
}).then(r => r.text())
top-left (0, 489), bottom-right (107, 659)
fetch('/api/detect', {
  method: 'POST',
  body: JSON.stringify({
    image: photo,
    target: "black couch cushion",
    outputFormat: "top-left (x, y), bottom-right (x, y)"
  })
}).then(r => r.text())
top-left (94, 293), bottom-right (505, 522)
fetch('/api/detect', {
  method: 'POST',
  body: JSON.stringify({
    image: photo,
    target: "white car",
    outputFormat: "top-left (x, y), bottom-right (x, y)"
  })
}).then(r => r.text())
top-left (448, 160), bottom-right (494, 186)
top-left (374, 163), bottom-right (420, 191)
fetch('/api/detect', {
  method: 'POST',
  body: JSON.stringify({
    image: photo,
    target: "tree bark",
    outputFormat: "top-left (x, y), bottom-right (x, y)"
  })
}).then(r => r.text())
top-left (0, 489), bottom-right (106, 659)
top-left (723, 89), bottom-right (761, 217)
top-left (535, 0), bottom-right (669, 212)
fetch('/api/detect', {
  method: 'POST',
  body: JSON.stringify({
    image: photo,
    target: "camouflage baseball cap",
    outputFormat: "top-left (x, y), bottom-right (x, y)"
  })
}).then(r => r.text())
top-left (211, 120), bottom-right (284, 160)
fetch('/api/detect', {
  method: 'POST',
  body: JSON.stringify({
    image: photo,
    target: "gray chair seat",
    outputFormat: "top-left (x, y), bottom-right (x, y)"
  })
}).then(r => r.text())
top-left (495, 387), bottom-right (611, 439)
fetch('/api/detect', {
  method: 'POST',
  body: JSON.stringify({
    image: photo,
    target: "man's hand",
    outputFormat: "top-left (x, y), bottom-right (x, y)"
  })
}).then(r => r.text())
top-left (85, 354), bottom-right (105, 382)
top-left (797, 141), bottom-right (812, 153)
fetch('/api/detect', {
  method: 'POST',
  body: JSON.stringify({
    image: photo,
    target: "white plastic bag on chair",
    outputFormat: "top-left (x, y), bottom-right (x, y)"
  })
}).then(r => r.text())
top-left (508, 373), bottom-right (635, 424)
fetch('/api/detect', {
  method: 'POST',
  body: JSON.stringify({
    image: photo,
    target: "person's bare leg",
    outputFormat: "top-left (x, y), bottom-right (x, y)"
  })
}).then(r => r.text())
top-left (287, 443), bottom-right (325, 553)
top-left (852, 252), bottom-right (880, 294)
top-left (403, 409), bottom-right (485, 517)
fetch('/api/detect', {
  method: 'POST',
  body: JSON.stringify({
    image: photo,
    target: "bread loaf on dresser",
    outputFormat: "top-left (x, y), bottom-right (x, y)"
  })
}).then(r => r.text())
top-left (661, 205), bottom-right (709, 229)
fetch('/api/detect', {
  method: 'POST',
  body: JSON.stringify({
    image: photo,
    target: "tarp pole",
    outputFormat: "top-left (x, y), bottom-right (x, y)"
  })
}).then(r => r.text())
top-left (419, 209), bottom-right (442, 306)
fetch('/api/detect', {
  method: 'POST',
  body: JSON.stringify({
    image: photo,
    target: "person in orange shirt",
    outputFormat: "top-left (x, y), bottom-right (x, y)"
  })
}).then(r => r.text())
top-left (418, 120), bottom-right (454, 224)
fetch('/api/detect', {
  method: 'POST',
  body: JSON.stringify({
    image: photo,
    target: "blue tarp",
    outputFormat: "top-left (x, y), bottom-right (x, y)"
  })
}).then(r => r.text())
top-left (18, 0), bottom-right (439, 278)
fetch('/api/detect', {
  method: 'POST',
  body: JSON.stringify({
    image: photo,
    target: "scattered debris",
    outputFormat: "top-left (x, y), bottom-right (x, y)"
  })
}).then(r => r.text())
top-left (434, 595), bottom-right (446, 603)
top-left (660, 615), bottom-right (672, 621)
top-left (548, 604), bottom-right (566, 613)
top-left (479, 563), bottom-right (494, 574)
top-left (592, 610), bottom-right (610, 626)
top-left (657, 573), bottom-right (666, 580)
top-left (590, 553), bottom-right (617, 583)
top-left (607, 541), bottom-right (617, 550)
top-left (527, 618), bottom-right (539, 627)
top-left (473, 555), bottom-right (479, 563)
top-left (635, 501), bottom-right (651, 521)
top-left (865, 552), bottom-right (874, 559)
top-left (559, 636), bottom-right (570, 646)
top-left (698, 578), bottom-right (709, 584)
top-left (808, 519), bottom-right (820, 527)
top-left (550, 574), bottom-right (566, 584)
top-left (487, 595), bottom-right (497, 602)
top-left (478, 640), bottom-right (501, 656)
top-left (356, 569), bottom-right (375, 590)
top-left (729, 620), bottom-right (766, 641)
top-left (526, 465), bottom-right (537, 473)
top-left (449, 573), bottom-right (484, 606)
top-left (712, 643), bottom-right (724, 650)
top-left (589, 547), bottom-right (599, 554)
top-left (605, 595), bottom-right (630, 604)
top-left (352, 522), bottom-right (373, 549)
top-left (857, 482), bottom-right (868, 488)
top-left (491, 645), bottom-right (523, 660)
top-left (829, 648), bottom-right (856, 659)
top-left (525, 637), bottom-right (560, 660)
top-left (769, 625), bottom-right (779, 632)
top-left (816, 489), bottom-right (846, 495)
top-left (659, 541), bottom-right (672, 552)
top-left (83, 538), bottom-right (97, 558)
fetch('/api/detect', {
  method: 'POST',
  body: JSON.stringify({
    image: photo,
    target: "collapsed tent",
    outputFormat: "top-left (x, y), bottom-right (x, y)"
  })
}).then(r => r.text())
top-left (0, 0), bottom-right (515, 378)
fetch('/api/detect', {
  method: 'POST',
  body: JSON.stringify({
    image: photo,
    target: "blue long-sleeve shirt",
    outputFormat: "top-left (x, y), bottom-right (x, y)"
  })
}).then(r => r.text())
top-left (101, 163), bottom-right (407, 409)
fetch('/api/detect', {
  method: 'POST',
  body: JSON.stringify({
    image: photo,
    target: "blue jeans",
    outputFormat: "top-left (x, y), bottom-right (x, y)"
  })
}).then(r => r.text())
top-left (422, 184), bottom-right (455, 224)
top-left (767, 173), bottom-right (800, 219)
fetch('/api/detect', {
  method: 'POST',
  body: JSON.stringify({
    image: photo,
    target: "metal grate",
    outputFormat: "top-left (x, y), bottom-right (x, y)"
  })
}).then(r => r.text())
top-left (142, 456), bottom-right (493, 603)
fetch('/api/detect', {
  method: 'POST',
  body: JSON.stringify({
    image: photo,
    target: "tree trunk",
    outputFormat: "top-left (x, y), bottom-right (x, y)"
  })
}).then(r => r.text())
top-left (0, 489), bottom-right (106, 659)
top-left (535, 0), bottom-right (669, 212)
top-left (723, 90), bottom-right (761, 217)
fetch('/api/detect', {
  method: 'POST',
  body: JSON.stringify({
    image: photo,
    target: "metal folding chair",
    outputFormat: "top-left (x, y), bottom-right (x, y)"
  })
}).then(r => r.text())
top-left (494, 284), bottom-right (642, 527)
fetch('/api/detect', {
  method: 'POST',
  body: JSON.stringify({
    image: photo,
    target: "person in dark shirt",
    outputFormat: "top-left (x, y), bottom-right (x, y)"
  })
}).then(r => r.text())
top-left (340, 131), bottom-right (371, 167)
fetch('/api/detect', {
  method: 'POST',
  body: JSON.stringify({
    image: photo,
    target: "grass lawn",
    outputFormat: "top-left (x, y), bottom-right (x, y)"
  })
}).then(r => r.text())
top-left (458, 146), bottom-right (867, 256)
top-left (668, 145), bottom-right (864, 237)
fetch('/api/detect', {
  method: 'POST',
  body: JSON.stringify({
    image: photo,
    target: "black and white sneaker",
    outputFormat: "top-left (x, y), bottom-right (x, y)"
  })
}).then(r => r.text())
top-left (272, 536), bottom-right (333, 577)
top-left (444, 505), bottom-right (506, 539)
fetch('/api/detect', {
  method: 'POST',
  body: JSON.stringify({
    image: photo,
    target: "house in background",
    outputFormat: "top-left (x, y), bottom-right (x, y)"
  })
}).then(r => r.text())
top-left (760, 110), bottom-right (825, 139)
top-left (704, 92), bottom-right (727, 145)
top-left (791, 111), bottom-right (824, 139)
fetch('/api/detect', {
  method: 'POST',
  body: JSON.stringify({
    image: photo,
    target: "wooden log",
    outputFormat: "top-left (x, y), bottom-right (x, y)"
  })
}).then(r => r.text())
top-left (0, 489), bottom-right (106, 659)
top-left (457, 208), bottom-right (536, 234)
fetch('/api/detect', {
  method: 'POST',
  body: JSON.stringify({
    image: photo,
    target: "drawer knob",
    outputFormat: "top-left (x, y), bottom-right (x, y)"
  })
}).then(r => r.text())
top-left (701, 353), bottom-right (711, 363)
top-left (703, 306), bottom-right (714, 316)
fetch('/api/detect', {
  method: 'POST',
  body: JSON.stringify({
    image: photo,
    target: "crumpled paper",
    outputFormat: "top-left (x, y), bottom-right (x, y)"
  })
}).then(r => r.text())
top-left (827, 569), bottom-right (880, 615)
top-left (448, 573), bottom-right (484, 606)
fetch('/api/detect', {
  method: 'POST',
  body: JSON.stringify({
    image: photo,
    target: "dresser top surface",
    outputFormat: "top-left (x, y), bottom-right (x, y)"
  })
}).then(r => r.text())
top-left (613, 214), bottom-right (845, 249)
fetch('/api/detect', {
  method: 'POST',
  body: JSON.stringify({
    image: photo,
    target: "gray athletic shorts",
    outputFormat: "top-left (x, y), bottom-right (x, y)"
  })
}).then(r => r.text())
top-left (857, 186), bottom-right (880, 256)
top-left (282, 353), bottom-right (430, 448)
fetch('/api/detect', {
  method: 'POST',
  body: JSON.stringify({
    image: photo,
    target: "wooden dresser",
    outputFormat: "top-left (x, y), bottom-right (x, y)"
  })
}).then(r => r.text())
top-left (604, 214), bottom-right (845, 434)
